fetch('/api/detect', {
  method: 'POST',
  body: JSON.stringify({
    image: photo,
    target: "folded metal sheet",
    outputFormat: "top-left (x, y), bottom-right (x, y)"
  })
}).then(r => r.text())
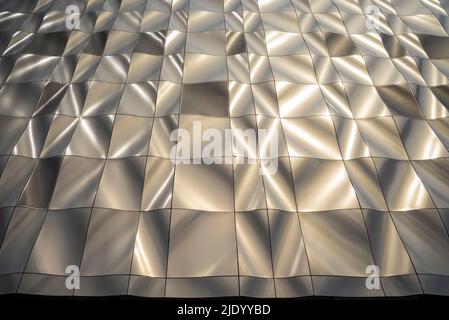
top-left (0, 0), bottom-right (449, 297)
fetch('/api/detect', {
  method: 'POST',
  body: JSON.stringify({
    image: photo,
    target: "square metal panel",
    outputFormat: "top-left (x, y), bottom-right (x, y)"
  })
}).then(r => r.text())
top-left (167, 210), bottom-right (237, 277)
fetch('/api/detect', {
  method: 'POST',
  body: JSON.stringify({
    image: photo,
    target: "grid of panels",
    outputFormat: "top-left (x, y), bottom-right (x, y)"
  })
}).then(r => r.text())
top-left (0, 0), bottom-right (449, 297)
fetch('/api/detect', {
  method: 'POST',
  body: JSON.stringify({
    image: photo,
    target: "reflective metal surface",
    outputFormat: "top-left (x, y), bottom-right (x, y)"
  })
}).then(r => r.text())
top-left (1, 0), bottom-right (449, 297)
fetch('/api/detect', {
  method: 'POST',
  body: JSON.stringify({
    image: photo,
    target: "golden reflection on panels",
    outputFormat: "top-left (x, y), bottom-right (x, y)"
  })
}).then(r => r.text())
top-left (1, 0), bottom-right (449, 298)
